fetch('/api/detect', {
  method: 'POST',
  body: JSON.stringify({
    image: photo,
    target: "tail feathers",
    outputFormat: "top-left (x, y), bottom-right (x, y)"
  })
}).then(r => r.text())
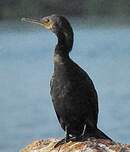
top-left (95, 128), bottom-right (112, 141)
top-left (85, 128), bottom-right (112, 141)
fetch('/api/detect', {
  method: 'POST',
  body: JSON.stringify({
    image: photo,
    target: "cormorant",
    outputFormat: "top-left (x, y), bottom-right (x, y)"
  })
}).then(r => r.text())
top-left (22, 14), bottom-right (111, 141)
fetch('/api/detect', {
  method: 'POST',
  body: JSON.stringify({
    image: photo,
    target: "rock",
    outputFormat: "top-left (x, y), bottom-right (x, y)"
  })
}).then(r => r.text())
top-left (20, 138), bottom-right (130, 152)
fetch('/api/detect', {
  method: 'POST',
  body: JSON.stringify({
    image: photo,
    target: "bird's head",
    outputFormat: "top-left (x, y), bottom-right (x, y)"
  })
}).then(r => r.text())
top-left (22, 14), bottom-right (72, 34)
top-left (22, 14), bottom-right (73, 53)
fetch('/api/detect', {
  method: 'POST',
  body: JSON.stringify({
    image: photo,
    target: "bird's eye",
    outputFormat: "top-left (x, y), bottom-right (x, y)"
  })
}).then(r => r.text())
top-left (44, 18), bottom-right (50, 23)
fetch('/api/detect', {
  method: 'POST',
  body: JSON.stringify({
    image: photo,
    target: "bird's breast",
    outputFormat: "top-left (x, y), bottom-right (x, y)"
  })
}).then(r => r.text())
top-left (52, 76), bottom-right (71, 100)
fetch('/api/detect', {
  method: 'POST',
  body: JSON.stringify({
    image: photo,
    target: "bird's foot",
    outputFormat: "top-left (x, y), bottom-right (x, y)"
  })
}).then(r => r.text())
top-left (54, 135), bottom-right (83, 148)
top-left (54, 137), bottom-right (69, 148)
top-left (54, 136), bottom-right (80, 148)
top-left (54, 125), bottom-right (71, 148)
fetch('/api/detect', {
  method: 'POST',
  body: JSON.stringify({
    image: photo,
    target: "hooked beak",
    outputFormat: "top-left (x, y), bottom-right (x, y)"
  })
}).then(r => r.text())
top-left (21, 17), bottom-right (56, 32)
top-left (21, 17), bottom-right (43, 26)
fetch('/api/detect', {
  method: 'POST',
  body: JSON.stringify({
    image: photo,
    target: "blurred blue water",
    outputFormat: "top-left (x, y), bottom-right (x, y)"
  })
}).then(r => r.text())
top-left (0, 21), bottom-right (130, 152)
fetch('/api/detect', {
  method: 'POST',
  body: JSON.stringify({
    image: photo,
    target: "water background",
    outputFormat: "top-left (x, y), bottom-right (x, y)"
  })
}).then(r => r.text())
top-left (0, 19), bottom-right (130, 152)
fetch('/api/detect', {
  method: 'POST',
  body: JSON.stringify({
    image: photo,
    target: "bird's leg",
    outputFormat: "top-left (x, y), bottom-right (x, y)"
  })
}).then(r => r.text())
top-left (69, 124), bottom-right (87, 142)
top-left (64, 125), bottom-right (70, 142)
top-left (81, 124), bottom-right (87, 138)
top-left (54, 126), bottom-right (70, 148)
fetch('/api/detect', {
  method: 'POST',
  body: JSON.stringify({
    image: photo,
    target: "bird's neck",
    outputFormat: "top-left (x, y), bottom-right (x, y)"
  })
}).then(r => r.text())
top-left (53, 31), bottom-right (73, 76)
top-left (54, 30), bottom-right (73, 57)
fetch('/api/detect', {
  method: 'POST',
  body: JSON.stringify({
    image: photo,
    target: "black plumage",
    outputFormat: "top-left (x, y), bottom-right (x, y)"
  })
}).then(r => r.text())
top-left (22, 14), bottom-right (111, 141)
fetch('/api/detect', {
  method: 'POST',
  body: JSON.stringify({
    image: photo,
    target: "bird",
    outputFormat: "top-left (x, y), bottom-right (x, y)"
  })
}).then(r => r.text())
top-left (22, 14), bottom-right (112, 142)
